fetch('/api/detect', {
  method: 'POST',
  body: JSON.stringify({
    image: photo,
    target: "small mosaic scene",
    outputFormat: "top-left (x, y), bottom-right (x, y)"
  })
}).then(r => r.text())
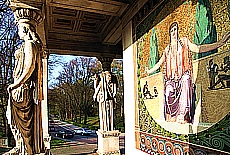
top-left (135, 0), bottom-right (230, 154)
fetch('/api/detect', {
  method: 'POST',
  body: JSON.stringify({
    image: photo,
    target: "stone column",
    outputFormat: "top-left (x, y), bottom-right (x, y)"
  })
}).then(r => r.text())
top-left (94, 56), bottom-right (121, 155)
top-left (4, 7), bottom-right (48, 155)
top-left (42, 50), bottom-right (51, 151)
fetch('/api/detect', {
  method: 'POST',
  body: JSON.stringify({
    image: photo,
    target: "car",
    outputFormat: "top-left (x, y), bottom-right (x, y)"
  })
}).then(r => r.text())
top-left (49, 119), bottom-right (54, 123)
top-left (55, 130), bottom-right (74, 139)
top-left (48, 126), bottom-right (55, 132)
top-left (74, 128), bottom-right (92, 136)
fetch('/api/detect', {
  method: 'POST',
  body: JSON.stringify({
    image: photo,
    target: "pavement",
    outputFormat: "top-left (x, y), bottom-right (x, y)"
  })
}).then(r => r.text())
top-left (2, 118), bottom-right (125, 155)
top-left (50, 119), bottom-right (125, 155)
top-left (50, 144), bottom-right (125, 155)
top-left (50, 144), bottom-right (98, 155)
top-left (50, 134), bottom-right (125, 155)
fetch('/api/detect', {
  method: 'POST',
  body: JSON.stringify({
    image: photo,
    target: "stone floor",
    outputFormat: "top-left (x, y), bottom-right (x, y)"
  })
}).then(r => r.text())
top-left (50, 144), bottom-right (97, 155)
top-left (50, 144), bottom-right (125, 155)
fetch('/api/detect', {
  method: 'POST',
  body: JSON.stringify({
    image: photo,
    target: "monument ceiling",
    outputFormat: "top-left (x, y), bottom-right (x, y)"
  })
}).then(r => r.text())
top-left (45, 0), bottom-right (132, 58)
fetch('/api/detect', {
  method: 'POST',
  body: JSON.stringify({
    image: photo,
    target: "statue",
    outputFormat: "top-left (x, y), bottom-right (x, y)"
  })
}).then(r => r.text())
top-left (207, 56), bottom-right (230, 89)
top-left (143, 81), bottom-right (153, 99)
top-left (6, 9), bottom-right (44, 155)
top-left (93, 71), bottom-right (118, 132)
top-left (207, 59), bottom-right (219, 89)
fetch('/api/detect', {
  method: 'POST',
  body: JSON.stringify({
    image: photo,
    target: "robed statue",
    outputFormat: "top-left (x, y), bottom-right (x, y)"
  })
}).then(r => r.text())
top-left (6, 9), bottom-right (44, 155)
top-left (93, 71), bottom-right (118, 132)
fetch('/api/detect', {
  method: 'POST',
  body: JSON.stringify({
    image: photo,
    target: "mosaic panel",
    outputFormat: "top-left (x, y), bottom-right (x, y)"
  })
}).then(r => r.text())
top-left (135, 0), bottom-right (230, 153)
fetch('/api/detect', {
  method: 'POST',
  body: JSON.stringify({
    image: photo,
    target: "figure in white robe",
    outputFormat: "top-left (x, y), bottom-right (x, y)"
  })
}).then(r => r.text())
top-left (146, 22), bottom-right (230, 124)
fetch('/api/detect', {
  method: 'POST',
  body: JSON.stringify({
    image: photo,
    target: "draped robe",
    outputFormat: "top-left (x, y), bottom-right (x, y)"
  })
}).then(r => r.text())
top-left (9, 40), bottom-right (44, 154)
top-left (164, 38), bottom-right (193, 123)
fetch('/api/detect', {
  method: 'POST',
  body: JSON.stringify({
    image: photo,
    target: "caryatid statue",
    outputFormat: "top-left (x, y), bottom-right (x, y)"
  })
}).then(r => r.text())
top-left (93, 71), bottom-right (118, 132)
top-left (6, 8), bottom-right (45, 155)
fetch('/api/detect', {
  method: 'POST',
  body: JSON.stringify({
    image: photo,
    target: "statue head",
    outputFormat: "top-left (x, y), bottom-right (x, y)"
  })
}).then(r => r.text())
top-left (18, 22), bottom-right (32, 40)
top-left (14, 8), bottom-right (42, 42)
top-left (169, 22), bottom-right (179, 42)
top-left (105, 71), bottom-right (112, 84)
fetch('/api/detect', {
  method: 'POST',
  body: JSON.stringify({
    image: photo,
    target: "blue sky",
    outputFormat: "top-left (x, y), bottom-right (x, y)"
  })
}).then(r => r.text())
top-left (48, 54), bottom-right (76, 86)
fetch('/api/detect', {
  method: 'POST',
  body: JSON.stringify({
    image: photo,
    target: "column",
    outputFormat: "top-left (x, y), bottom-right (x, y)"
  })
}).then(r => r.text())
top-left (122, 20), bottom-right (138, 154)
top-left (94, 56), bottom-right (121, 155)
top-left (42, 50), bottom-right (51, 150)
top-left (5, 7), bottom-right (48, 155)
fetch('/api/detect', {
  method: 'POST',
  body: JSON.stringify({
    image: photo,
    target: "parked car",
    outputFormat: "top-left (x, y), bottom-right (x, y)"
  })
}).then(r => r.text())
top-left (48, 126), bottom-right (55, 132)
top-left (55, 130), bottom-right (74, 139)
top-left (74, 128), bottom-right (92, 136)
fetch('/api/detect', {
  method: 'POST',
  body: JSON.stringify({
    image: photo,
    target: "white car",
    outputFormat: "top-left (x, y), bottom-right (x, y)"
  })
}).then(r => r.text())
top-left (74, 128), bottom-right (92, 136)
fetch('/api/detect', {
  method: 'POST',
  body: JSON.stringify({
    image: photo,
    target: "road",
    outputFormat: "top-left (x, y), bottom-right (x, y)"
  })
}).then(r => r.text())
top-left (49, 119), bottom-right (125, 147)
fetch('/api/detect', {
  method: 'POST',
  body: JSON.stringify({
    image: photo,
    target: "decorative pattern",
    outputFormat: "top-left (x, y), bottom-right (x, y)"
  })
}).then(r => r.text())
top-left (14, 8), bottom-right (42, 25)
top-left (139, 132), bottom-right (227, 155)
top-left (189, 113), bottom-right (230, 153)
top-left (99, 131), bottom-right (121, 138)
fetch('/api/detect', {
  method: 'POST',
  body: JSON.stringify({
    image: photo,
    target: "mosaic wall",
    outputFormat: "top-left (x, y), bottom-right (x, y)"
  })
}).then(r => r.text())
top-left (135, 0), bottom-right (230, 154)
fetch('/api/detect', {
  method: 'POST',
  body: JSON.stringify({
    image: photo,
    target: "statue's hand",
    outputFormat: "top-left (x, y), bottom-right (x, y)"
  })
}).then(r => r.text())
top-left (93, 94), bottom-right (97, 101)
top-left (145, 67), bottom-right (150, 74)
top-left (221, 31), bottom-right (230, 44)
top-left (7, 85), bottom-right (13, 93)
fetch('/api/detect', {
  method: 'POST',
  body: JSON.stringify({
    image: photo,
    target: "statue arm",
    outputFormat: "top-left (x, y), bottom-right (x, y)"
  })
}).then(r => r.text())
top-left (145, 51), bottom-right (165, 75)
top-left (8, 41), bottom-right (37, 90)
top-left (93, 82), bottom-right (101, 101)
top-left (187, 31), bottom-right (230, 53)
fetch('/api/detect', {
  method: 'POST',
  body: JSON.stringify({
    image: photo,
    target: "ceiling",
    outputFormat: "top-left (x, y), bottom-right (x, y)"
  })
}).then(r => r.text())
top-left (45, 0), bottom-right (133, 58)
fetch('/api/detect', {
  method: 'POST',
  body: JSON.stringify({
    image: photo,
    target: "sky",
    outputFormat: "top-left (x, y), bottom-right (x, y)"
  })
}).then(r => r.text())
top-left (48, 54), bottom-right (76, 87)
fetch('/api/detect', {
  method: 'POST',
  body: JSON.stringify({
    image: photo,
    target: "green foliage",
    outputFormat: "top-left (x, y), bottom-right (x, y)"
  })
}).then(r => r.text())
top-left (148, 27), bottom-right (160, 75)
top-left (228, 0), bottom-right (230, 20)
top-left (51, 138), bottom-right (67, 146)
top-left (193, 0), bottom-right (217, 59)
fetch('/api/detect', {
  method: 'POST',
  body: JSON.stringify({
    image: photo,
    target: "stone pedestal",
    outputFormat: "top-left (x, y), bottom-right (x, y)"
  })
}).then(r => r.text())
top-left (97, 130), bottom-right (121, 155)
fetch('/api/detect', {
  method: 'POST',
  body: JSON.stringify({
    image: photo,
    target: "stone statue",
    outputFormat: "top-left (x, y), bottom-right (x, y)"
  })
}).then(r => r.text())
top-left (6, 9), bottom-right (44, 155)
top-left (93, 71), bottom-right (117, 132)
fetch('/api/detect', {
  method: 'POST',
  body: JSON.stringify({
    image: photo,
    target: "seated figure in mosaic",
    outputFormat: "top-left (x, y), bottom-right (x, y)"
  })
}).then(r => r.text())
top-left (146, 22), bottom-right (230, 124)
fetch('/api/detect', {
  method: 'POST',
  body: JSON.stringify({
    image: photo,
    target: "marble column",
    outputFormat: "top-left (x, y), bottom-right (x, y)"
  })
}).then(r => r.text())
top-left (5, 7), bottom-right (49, 155)
top-left (42, 50), bottom-right (51, 151)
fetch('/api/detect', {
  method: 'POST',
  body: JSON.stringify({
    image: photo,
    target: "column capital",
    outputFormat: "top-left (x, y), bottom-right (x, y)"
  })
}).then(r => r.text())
top-left (98, 57), bottom-right (114, 71)
top-left (14, 8), bottom-right (42, 27)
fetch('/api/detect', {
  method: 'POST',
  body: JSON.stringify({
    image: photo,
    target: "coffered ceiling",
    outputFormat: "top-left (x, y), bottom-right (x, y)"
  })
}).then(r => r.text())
top-left (45, 0), bottom-right (133, 58)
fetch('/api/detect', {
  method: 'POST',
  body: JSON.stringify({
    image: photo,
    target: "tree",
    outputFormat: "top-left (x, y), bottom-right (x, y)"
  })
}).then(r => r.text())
top-left (111, 59), bottom-right (124, 131)
top-left (48, 57), bottom-right (124, 131)
top-left (48, 54), bottom-right (63, 83)
top-left (0, 0), bottom-right (21, 140)
top-left (48, 57), bottom-right (102, 125)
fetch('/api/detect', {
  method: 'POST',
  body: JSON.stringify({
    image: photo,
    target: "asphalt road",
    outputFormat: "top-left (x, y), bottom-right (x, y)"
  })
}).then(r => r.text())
top-left (49, 119), bottom-right (124, 147)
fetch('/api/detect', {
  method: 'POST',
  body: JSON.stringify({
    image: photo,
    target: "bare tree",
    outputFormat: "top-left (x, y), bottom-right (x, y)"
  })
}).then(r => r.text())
top-left (111, 60), bottom-right (124, 130)
top-left (48, 57), bottom-right (124, 131)
top-left (0, 0), bottom-right (21, 142)
top-left (48, 57), bottom-right (102, 124)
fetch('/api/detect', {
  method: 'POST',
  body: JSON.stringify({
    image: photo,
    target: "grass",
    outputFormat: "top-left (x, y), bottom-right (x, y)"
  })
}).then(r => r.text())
top-left (51, 138), bottom-right (68, 146)
top-left (64, 115), bottom-right (124, 132)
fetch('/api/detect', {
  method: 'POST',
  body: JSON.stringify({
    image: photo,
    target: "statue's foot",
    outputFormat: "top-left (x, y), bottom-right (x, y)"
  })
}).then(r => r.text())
top-left (3, 147), bottom-right (19, 155)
